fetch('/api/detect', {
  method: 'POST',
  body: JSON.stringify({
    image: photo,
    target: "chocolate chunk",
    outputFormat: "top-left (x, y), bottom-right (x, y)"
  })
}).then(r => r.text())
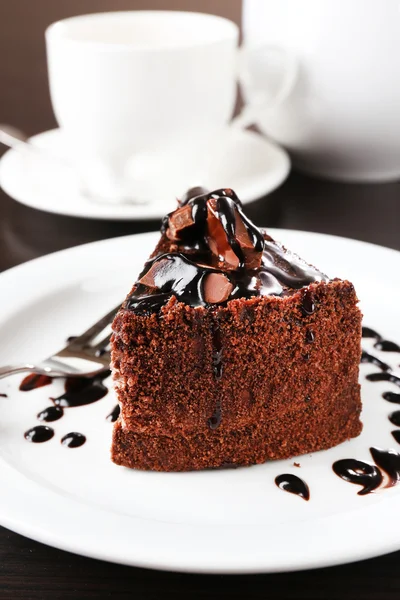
top-left (203, 272), bottom-right (233, 304)
top-left (138, 258), bottom-right (169, 288)
top-left (166, 205), bottom-right (195, 241)
top-left (179, 186), bottom-right (210, 206)
top-left (206, 199), bottom-right (240, 269)
top-left (206, 199), bottom-right (262, 270)
top-left (234, 209), bottom-right (263, 269)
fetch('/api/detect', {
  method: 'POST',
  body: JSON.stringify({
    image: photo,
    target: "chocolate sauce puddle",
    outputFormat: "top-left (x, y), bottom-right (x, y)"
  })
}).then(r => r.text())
top-left (52, 371), bottom-right (110, 408)
top-left (275, 474), bottom-right (310, 500)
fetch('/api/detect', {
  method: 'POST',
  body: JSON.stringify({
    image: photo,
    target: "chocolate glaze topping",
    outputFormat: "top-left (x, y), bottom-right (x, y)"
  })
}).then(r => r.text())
top-left (275, 474), bottom-right (310, 500)
top-left (128, 188), bottom-right (328, 314)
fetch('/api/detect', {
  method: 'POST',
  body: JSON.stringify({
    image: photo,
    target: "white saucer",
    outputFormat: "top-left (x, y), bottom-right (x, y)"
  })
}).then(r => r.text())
top-left (0, 128), bottom-right (290, 221)
top-left (0, 230), bottom-right (400, 573)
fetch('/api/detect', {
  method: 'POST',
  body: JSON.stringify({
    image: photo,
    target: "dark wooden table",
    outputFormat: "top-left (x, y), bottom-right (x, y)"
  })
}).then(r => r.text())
top-left (0, 171), bottom-right (399, 599)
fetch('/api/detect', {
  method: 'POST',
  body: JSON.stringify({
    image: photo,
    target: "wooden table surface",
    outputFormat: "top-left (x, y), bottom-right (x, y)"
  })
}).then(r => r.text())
top-left (0, 170), bottom-right (399, 599)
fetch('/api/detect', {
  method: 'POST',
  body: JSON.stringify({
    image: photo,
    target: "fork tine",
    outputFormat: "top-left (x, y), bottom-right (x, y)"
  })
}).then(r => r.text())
top-left (67, 304), bottom-right (120, 347)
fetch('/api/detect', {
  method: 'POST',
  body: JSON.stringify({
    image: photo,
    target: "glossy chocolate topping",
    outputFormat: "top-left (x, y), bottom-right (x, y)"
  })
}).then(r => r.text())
top-left (128, 188), bottom-right (328, 314)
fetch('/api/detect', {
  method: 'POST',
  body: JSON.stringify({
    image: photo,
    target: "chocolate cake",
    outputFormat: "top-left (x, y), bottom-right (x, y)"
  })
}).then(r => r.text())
top-left (111, 187), bottom-right (362, 471)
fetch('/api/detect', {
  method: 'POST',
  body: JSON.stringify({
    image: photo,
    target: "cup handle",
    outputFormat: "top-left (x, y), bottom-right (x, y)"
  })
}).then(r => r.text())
top-left (231, 44), bottom-right (298, 130)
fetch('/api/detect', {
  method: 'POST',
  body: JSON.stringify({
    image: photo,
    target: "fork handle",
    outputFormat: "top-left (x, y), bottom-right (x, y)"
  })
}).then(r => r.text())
top-left (0, 364), bottom-right (64, 380)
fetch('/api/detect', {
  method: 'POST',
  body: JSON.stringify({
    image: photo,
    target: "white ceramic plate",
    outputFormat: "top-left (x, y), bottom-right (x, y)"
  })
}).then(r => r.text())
top-left (0, 129), bottom-right (290, 221)
top-left (0, 230), bottom-right (399, 574)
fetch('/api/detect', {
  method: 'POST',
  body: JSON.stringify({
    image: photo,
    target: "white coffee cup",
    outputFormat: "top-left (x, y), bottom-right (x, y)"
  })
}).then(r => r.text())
top-left (45, 11), bottom-right (294, 202)
top-left (243, 0), bottom-right (400, 182)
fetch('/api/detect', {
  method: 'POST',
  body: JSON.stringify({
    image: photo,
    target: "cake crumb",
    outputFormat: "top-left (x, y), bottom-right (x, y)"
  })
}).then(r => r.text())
top-left (293, 462), bottom-right (301, 468)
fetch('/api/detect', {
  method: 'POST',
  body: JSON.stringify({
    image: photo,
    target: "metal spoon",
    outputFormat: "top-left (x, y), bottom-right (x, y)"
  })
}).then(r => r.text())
top-left (0, 124), bottom-right (71, 167)
top-left (0, 124), bottom-right (148, 205)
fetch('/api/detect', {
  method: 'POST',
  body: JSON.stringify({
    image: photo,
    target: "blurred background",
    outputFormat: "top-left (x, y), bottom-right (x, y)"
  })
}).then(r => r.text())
top-left (0, 0), bottom-right (241, 135)
top-left (1, 0), bottom-right (399, 262)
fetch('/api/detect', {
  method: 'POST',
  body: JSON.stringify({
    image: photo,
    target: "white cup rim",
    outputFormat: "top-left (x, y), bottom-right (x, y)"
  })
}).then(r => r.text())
top-left (45, 10), bottom-right (239, 53)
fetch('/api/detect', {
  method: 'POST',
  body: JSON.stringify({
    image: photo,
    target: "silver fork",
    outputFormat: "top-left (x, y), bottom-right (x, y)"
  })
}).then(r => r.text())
top-left (0, 304), bottom-right (120, 380)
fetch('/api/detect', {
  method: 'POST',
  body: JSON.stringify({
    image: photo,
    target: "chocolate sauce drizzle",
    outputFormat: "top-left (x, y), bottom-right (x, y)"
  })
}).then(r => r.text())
top-left (362, 327), bottom-right (382, 340)
top-left (128, 188), bottom-right (327, 315)
top-left (37, 406), bottom-right (63, 422)
top-left (211, 319), bottom-right (223, 380)
top-left (106, 405), bottom-right (120, 423)
top-left (213, 192), bottom-right (264, 268)
top-left (20, 369), bottom-right (110, 446)
top-left (389, 411), bottom-right (400, 427)
top-left (361, 351), bottom-right (391, 372)
top-left (208, 401), bottom-right (222, 430)
top-left (370, 447), bottom-right (400, 487)
top-left (301, 290), bottom-right (315, 316)
top-left (362, 327), bottom-right (400, 353)
top-left (366, 373), bottom-right (400, 387)
top-left (16, 317), bottom-right (400, 502)
top-left (383, 391), bottom-right (400, 404)
top-left (306, 330), bottom-right (315, 343)
top-left (52, 371), bottom-right (110, 408)
top-left (0, 393), bottom-right (7, 398)
top-left (61, 432), bottom-right (86, 448)
top-left (19, 373), bottom-right (52, 392)
top-left (392, 431), bottom-right (400, 444)
top-left (24, 425), bottom-right (54, 443)
top-left (275, 474), bottom-right (310, 501)
top-left (332, 459), bottom-right (383, 495)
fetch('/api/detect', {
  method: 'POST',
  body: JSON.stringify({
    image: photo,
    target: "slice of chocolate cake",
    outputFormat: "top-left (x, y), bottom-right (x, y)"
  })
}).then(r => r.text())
top-left (111, 188), bottom-right (362, 471)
